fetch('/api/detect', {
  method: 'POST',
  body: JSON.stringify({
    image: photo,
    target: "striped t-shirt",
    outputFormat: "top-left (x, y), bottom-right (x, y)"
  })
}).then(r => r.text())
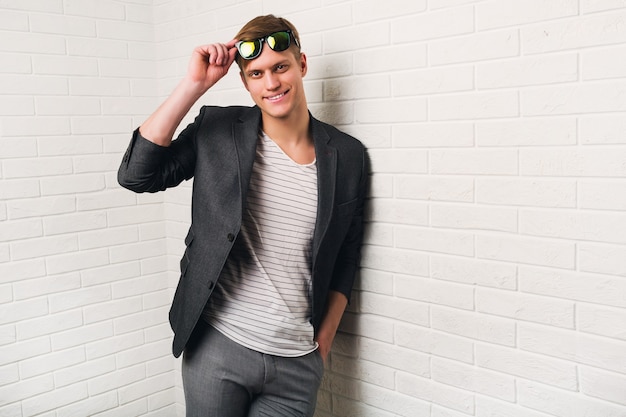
top-left (202, 131), bottom-right (318, 357)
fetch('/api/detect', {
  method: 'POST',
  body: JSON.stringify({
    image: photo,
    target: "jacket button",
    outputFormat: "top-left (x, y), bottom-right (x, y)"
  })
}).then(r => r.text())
top-left (227, 233), bottom-right (235, 242)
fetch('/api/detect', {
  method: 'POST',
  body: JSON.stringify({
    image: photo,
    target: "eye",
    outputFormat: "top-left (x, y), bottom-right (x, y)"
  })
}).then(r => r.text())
top-left (248, 70), bottom-right (262, 78)
top-left (275, 64), bottom-right (288, 72)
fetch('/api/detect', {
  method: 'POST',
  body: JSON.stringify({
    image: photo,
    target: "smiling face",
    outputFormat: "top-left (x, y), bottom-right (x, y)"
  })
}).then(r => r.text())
top-left (239, 45), bottom-right (308, 125)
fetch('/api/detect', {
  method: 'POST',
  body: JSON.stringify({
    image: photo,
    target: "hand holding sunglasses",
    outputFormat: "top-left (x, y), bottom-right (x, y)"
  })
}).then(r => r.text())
top-left (185, 40), bottom-right (239, 90)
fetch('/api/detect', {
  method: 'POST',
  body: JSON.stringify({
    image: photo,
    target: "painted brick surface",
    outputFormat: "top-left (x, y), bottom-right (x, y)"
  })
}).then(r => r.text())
top-left (2, 1), bottom-right (626, 416)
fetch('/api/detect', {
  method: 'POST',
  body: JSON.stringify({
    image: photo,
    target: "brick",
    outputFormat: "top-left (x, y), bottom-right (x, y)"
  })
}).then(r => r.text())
top-left (340, 311), bottom-right (394, 342)
top-left (367, 198), bottom-right (428, 225)
top-left (392, 6), bottom-right (474, 42)
top-left (430, 149), bottom-right (518, 175)
top-left (0, 179), bottom-right (40, 201)
top-left (49, 283), bottom-right (111, 313)
top-left (393, 66), bottom-right (474, 97)
top-left (577, 304), bottom-right (626, 341)
top-left (359, 338), bottom-right (430, 377)
top-left (80, 262), bottom-right (141, 287)
top-left (476, 396), bottom-right (563, 417)
top-left (116, 339), bottom-right (170, 369)
top-left (394, 122), bottom-right (474, 148)
top-left (11, 234), bottom-right (78, 261)
top-left (355, 0), bottom-right (427, 23)
top-left (430, 91), bottom-right (519, 121)
top-left (324, 74), bottom-right (390, 101)
top-left (54, 356), bottom-right (115, 388)
top-left (431, 204), bottom-right (517, 233)
top-left (356, 97), bottom-right (428, 124)
top-left (55, 392), bottom-right (118, 417)
top-left (0, 258), bottom-right (46, 285)
top-left (32, 55), bottom-right (99, 76)
top-left (580, 367), bottom-right (626, 406)
top-left (396, 324), bottom-right (474, 363)
top-left (476, 234), bottom-right (576, 269)
top-left (0, 9), bottom-right (28, 31)
top-left (432, 357), bottom-right (515, 401)
top-left (519, 323), bottom-right (626, 374)
top-left (523, 10), bottom-right (626, 53)
top-left (477, 287), bottom-right (575, 328)
top-left (360, 292), bottom-right (429, 326)
top-left (19, 346), bottom-right (85, 379)
top-left (22, 382), bottom-right (88, 416)
top-left (355, 43), bottom-right (427, 75)
top-left (85, 330), bottom-right (143, 360)
top-left (476, 0), bottom-right (578, 30)
top-left (364, 246), bottom-right (429, 277)
top-left (518, 380), bottom-right (626, 417)
top-left (36, 96), bottom-right (101, 116)
top-left (324, 21), bottom-right (390, 54)
top-left (432, 306), bottom-right (515, 346)
top-left (0, 218), bottom-right (43, 243)
top-left (522, 82), bottom-right (626, 115)
top-left (0, 97), bottom-right (34, 116)
top-left (369, 149), bottom-right (428, 174)
top-left (578, 243), bottom-right (626, 276)
top-left (0, 31), bottom-right (65, 54)
top-left (477, 117), bottom-right (577, 147)
top-left (582, 44), bottom-right (626, 80)
top-left (118, 372), bottom-right (175, 405)
top-left (110, 240), bottom-right (168, 264)
top-left (396, 226), bottom-right (474, 257)
top-left (397, 273), bottom-right (474, 310)
top-left (17, 310), bottom-right (83, 340)
top-left (0, 75), bottom-right (68, 96)
top-left (359, 382), bottom-right (431, 417)
top-left (113, 306), bottom-right (169, 335)
top-left (13, 272), bottom-right (80, 301)
top-left (0, 363), bottom-right (19, 386)
top-left (476, 178), bottom-right (577, 208)
top-left (77, 189), bottom-right (137, 211)
top-left (1, 117), bottom-right (70, 137)
top-left (431, 255), bottom-right (517, 289)
top-left (145, 354), bottom-right (175, 377)
top-left (51, 321), bottom-right (113, 351)
top-left (0, 52), bottom-right (31, 74)
top-left (520, 266), bottom-right (626, 308)
top-left (579, 180), bottom-right (626, 210)
top-left (396, 176), bottom-right (474, 203)
top-left (64, 0), bottom-right (126, 20)
top-left (397, 373), bottom-right (474, 414)
top-left (332, 355), bottom-right (395, 389)
top-left (0, 297), bottom-right (48, 326)
top-left (580, 114), bottom-right (626, 144)
top-left (430, 29), bottom-right (519, 65)
top-left (30, 13), bottom-right (95, 36)
top-left (477, 344), bottom-right (578, 389)
top-left (581, 0), bottom-right (626, 13)
top-left (521, 208), bottom-right (626, 244)
top-left (0, 375), bottom-right (53, 408)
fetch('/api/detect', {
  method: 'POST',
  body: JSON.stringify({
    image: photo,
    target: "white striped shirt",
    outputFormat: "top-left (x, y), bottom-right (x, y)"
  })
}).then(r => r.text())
top-left (202, 131), bottom-right (318, 356)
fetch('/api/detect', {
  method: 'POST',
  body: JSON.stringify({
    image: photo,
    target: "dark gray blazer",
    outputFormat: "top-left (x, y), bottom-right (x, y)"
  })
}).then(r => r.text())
top-left (118, 105), bottom-right (368, 358)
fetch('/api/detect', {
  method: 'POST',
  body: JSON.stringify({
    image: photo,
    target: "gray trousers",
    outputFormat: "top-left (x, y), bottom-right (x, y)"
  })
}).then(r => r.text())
top-left (182, 321), bottom-right (325, 417)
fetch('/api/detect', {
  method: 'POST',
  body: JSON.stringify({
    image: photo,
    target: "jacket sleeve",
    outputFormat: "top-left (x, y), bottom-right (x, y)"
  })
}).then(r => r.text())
top-left (328, 147), bottom-right (370, 302)
top-left (117, 108), bottom-right (205, 193)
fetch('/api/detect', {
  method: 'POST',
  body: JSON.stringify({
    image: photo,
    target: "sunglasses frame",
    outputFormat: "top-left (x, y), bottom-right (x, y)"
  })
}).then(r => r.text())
top-left (236, 30), bottom-right (300, 60)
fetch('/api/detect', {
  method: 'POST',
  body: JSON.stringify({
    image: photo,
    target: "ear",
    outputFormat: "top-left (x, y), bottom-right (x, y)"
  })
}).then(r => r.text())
top-left (299, 53), bottom-right (307, 77)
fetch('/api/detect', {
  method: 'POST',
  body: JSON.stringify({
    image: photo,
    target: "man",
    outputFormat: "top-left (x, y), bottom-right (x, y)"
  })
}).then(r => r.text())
top-left (118, 14), bottom-right (367, 417)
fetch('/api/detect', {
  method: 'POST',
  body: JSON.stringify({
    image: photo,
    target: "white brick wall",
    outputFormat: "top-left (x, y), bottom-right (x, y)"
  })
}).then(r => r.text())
top-left (2, 1), bottom-right (626, 416)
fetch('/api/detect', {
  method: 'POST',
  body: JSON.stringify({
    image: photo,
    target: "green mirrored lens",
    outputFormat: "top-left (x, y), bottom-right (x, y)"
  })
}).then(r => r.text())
top-left (268, 31), bottom-right (291, 51)
top-left (238, 40), bottom-right (260, 59)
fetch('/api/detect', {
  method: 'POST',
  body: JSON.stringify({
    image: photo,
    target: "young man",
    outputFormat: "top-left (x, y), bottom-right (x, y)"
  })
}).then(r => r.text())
top-left (118, 15), bottom-right (367, 416)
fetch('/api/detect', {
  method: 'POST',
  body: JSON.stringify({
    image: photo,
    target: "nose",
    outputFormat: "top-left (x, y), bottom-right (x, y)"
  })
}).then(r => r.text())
top-left (264, 71), bottom-right (280, 91)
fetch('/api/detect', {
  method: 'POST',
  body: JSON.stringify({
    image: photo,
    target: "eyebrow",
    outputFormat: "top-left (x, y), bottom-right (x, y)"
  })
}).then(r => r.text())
top-left (245, 59), bottom-right (291, 74)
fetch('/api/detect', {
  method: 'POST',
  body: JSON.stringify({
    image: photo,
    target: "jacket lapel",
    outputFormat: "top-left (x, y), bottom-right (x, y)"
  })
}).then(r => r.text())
top-left (311, 117), bottom-right (337, 264)
top-left (232, 107), bottom-right (262, 210)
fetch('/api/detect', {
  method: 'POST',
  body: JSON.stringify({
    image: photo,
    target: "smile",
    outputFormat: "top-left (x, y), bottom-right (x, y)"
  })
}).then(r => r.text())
top-left (266, 91), bottom-right (287, 101)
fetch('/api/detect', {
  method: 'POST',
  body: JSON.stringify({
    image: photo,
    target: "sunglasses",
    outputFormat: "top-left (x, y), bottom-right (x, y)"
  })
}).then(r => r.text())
top-left (236, 30), bottom-right (300, 60)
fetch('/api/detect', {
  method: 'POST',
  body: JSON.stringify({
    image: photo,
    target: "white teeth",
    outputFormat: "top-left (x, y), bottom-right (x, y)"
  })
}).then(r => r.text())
top-left (268, 93), bottom-right (285, 100)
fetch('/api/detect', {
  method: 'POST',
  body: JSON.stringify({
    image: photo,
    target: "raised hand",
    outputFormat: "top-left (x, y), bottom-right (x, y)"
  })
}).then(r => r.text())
top-left (185, 39), bottom-right (239, 94)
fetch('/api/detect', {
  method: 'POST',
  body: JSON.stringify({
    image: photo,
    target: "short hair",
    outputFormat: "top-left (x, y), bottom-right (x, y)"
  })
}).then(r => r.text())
top-left (234, 15), bottom-right (302, 70)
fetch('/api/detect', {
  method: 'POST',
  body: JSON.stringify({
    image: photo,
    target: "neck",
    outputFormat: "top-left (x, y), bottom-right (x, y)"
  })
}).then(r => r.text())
top-left (261, 107), bottom-right (311, 146)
